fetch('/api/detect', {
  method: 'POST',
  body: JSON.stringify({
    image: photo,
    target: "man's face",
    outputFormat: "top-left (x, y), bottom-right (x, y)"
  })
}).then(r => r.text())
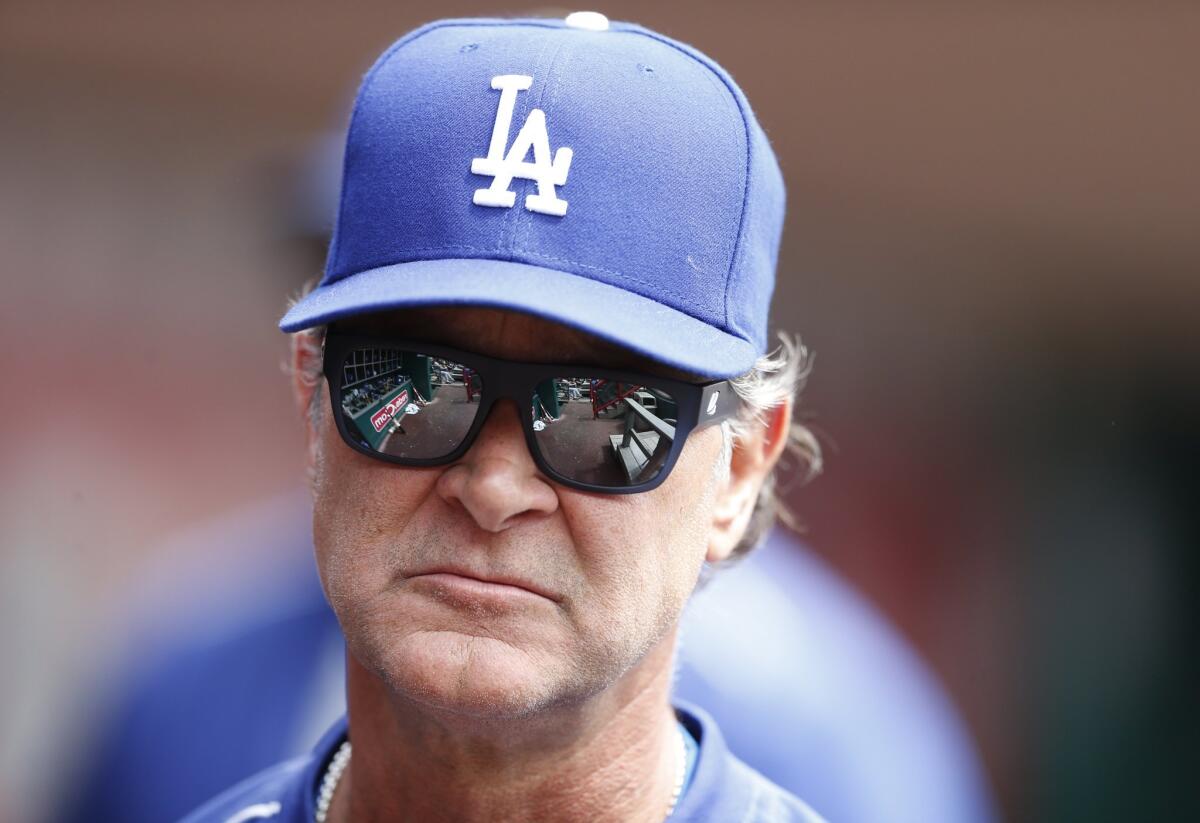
top-left (307, 307), bottom-right (728, 718)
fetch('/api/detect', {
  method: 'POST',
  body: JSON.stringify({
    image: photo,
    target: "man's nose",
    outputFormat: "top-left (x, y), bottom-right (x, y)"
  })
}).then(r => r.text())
top-left (435, 399), bottom-right (559, 532)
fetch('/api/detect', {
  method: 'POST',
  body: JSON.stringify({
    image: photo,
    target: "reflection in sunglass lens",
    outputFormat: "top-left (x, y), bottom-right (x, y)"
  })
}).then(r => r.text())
top-left (338, 347), bottom-right (481, 460)
top-left (532, 378), bottom-right (678, 487)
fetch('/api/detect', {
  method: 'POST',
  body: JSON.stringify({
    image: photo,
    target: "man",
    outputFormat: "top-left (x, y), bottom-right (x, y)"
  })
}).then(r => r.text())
top-left (187, 12), bottom-right (824, 821)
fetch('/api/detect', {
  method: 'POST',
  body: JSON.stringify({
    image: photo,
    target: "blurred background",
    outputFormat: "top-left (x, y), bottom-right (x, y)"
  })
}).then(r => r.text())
top-left (2, 2), bottom-right (1197, 821)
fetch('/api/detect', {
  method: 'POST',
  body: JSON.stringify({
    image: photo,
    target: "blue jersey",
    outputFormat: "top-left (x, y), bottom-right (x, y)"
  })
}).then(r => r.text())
top-left (181, 704), bottom-right (824, 823)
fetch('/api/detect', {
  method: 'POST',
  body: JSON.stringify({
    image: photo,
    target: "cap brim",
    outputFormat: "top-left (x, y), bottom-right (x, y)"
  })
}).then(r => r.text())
top-left (280, 259), bottom-right (757, 379)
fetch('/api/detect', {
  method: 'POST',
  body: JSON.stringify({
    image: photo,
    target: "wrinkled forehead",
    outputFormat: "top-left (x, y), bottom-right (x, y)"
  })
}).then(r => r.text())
top-left (335, 306), bottom-right (703, 381)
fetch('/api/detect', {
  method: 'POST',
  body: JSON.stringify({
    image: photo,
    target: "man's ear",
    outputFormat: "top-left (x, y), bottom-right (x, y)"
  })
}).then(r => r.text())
top-left (707, 398), bottom-right (792, 563)
top-left (289, 332), bottom-right (323, 463)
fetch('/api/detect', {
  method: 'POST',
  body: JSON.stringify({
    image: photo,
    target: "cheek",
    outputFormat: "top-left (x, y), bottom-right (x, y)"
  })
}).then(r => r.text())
top-left (652, 427), bottom-right (725, 581)
top-left (311, 422), bottom-right (438, 608)
top-left (566, 428), bottom-right (723, 624)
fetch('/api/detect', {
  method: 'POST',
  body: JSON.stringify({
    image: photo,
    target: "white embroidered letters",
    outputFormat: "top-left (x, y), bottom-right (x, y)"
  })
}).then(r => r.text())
top-left (471, 75), bottom-right (573, 217)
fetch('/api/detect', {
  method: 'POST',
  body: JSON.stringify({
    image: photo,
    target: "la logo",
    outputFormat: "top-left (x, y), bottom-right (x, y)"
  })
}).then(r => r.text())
top-left (471, 75), bottom-right (573, 217)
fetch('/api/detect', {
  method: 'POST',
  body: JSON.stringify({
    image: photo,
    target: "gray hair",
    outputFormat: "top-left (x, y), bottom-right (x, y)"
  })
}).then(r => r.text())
top-left (719, 334), bottom-right (822, 563)
top-left (289, 308), bottom-right (821, 563)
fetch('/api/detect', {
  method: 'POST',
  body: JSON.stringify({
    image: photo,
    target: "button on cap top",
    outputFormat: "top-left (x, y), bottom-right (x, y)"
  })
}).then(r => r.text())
top-left (564, 11), bottom-right (610, 31)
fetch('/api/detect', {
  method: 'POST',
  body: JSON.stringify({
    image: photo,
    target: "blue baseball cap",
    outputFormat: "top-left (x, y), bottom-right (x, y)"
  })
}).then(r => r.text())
top-left (280, 13), bottom-right (785, 379)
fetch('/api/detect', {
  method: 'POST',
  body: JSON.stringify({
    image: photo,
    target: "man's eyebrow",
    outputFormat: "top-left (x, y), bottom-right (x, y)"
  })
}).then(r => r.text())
top-left (543, 339), bottom-right (628, 364)
top-left (544, 336), bottom-right (663, 371)
top-left (336, 316), bottom-right (701, 379)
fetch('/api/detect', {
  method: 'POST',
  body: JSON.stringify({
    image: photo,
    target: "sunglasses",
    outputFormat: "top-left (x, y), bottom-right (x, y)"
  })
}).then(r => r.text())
top-left (321, 331), bottom-right (737, 494)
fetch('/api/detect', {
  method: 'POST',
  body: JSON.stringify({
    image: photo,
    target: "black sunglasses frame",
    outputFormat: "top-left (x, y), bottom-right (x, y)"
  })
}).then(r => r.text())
top-left (321, 331), bottom-right (739, 494)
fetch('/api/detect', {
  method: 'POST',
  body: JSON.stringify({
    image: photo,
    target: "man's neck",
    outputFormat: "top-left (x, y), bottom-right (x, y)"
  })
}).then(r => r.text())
top-left (331, 637), bottom-right (682, 823)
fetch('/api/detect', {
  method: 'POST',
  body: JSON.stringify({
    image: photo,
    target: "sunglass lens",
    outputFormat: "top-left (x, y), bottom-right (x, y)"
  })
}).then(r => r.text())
top-left (532, 379), bottom-right (678, 487)
top-left (337, 347), bottom-right (481, 460)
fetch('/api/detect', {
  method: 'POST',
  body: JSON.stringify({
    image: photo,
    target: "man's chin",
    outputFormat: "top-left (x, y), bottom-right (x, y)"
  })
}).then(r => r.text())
top-left (373, 630), bottom-right (578, 720)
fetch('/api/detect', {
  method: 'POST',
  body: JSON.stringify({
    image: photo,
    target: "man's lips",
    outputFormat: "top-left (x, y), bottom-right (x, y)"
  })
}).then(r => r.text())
top-left (406, 567), bottom-right (560, 603)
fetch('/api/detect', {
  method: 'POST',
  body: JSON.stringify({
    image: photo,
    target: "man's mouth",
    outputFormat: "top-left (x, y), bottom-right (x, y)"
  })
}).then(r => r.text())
top-left (406, 566), bottom-right (560, 604)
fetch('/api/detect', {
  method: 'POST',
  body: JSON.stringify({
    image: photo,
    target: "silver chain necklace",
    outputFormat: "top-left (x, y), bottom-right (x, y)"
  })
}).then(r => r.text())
top-left (314, 739), bottom-right (352, 823)
top-left (314, 726), bottom-right (688, 822)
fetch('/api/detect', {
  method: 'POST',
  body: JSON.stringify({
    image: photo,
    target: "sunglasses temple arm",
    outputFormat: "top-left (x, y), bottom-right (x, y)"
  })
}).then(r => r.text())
top-left (697, 380), bottom-right (738, 429)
